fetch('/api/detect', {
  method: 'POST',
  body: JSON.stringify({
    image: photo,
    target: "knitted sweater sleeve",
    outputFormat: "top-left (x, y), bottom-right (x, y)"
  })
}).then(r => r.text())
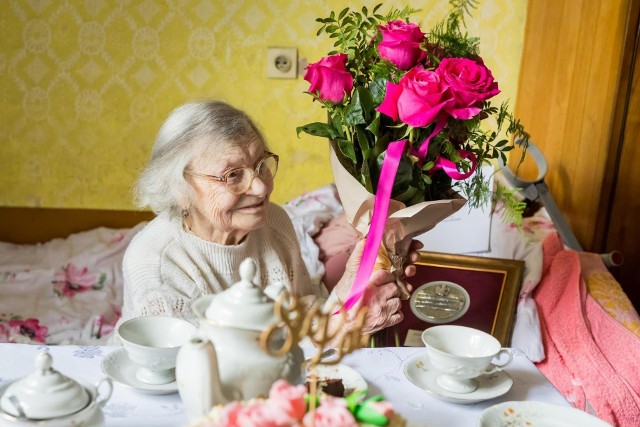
top-left (120, 219), bottom-right (201, 326)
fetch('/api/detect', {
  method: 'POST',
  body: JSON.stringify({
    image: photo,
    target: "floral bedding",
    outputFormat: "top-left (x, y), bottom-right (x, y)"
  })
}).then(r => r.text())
top-left (0, 223), bottom-right (145, 345)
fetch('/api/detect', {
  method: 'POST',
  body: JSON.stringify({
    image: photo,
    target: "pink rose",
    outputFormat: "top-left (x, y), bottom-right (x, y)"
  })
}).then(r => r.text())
top-left (376, 66), bottom-right (453, 127)
top-left (268, 379), bottom-right (307, 420)
top-left (304, 54), bottom-right (354, 104)
top-left (378, 20), bottom-right (426, 70)
top-left (436, 57), bottom-right (500, 119)
top-left (302, 397), bottom-right (358, 427)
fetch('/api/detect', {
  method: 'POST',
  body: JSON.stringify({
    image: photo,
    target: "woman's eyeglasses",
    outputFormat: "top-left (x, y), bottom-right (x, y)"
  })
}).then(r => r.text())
top-left (185, 152), bottom-right (279, 195)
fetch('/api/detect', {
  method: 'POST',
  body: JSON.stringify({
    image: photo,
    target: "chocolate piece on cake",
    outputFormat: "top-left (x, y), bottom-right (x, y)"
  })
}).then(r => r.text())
top-left (305, 376), bottom-right (345, 397)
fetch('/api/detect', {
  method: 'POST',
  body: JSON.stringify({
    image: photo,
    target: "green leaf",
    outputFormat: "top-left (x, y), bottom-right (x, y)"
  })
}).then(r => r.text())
top-left (356, 125), bottom-right (371, 158)
top-left (330, 114), bottom-right (345, 138)
top-left (369, 78), bottom-right (388, 105)
top-left (365, 114), bottom-right (381, 138)
top-left (344, 86), bottom-right (373, 126)
top-left (421, 161), bottom-right (435, 171)
top-left (296, 122), bottom-right (339, 139)
top-left (393, 185), bottom-right (418, 203)
top-left (392, 154), bottom-right (415, 196)
top-left (337, 139), bottom-right (357, 164)
top-left (360, 158), bottom-right (373, 193)
top-left (373, 132), bottom-right (392, 158)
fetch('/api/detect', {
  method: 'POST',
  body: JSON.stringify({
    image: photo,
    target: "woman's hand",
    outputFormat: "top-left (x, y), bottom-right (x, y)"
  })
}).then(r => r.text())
top-left (403, 239), bottom-right (424, 292)
top-left (331, 237), bottom-right (424, 335)
top-left (355, 268), bottom-right (403, 334)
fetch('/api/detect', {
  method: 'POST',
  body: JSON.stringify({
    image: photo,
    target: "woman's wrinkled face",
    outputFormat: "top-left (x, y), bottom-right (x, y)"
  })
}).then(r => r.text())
top-left (185, 138), bottom-right (274, 245)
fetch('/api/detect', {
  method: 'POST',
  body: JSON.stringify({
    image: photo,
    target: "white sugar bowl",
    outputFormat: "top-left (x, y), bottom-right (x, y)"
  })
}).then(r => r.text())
top-left (0, 351), bottom-right (112, 427)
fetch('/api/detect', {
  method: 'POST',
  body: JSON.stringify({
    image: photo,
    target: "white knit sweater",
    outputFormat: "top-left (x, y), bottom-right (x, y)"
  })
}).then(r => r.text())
top-left (120, 203), bottom-right (326, 326)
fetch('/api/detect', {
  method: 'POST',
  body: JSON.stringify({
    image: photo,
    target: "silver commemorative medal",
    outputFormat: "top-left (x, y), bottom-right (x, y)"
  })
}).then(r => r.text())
top-left (409, 281), bottom-right (470, 324)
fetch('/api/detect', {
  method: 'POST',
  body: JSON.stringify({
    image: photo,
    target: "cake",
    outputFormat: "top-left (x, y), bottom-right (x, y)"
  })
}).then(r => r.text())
top-left (305, 375), bottom-right (345, 397)
top-left (188, 379), bottom-right (406, 427)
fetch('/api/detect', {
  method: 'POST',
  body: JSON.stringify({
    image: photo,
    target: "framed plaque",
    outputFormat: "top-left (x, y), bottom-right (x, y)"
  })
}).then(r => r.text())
top-left (369, 251), bottom-right (524, 347)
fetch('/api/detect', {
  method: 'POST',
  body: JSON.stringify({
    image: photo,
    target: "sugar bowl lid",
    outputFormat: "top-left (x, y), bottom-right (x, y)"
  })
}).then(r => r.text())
top-left (0, 351), bottom-right (90, 419)
top-left (204, 257), bottom-right (279, 331)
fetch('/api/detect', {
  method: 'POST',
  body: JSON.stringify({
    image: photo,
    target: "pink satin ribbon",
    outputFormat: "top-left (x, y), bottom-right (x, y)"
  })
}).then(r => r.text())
top-left (342, 140), bottom-right (406, 311)
top-left (413, 116), bottom-right (447, 161)
top-left (432, 149), bottom-right (478, 180)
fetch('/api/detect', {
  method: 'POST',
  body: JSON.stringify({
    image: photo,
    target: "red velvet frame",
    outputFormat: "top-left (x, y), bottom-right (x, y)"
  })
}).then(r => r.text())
top-left (370, 251), bottom-right (524, 347)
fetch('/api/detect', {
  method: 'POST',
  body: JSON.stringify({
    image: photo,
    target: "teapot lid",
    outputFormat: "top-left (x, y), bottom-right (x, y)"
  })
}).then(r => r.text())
top-left (205, 258), bottom-right (279, 331)
top-left (0, 351), bottom-right (90, 419)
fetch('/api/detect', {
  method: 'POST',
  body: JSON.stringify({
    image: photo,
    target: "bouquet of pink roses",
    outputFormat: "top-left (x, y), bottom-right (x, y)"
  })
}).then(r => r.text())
top-left (298, 2), bottom-right (528, 308)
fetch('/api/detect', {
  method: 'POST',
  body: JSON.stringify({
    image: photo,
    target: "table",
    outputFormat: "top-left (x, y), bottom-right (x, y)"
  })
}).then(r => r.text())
top-left (0, 344), bottom-right (570, 426)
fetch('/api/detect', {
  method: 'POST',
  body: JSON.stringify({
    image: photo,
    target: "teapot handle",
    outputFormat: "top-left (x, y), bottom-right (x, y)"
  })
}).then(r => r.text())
top-left (95, 378), bottom-right (113, 408)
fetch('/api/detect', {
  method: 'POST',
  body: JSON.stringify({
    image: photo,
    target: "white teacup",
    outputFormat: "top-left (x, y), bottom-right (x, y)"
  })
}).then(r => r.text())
top-left (421, 325), bottom-right (512, 394)
top-left (118, 316), bottom-right (196, 385)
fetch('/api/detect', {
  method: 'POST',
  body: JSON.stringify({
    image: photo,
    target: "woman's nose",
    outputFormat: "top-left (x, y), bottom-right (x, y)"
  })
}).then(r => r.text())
top-left (245, 173), bottom-right (269, 196)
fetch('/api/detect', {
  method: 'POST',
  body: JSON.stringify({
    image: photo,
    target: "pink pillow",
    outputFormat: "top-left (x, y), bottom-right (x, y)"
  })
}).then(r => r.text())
top-left (313, 213), bottom-right (359, 292)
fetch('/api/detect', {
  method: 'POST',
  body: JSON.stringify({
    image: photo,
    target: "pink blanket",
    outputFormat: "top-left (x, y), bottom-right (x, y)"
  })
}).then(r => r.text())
top-left (534, 233), bottom-right (640, 426)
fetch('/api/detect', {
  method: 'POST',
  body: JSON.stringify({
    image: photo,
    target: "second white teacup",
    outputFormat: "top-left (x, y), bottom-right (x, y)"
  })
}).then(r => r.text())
top-left (118, 316), bottom-right (196, 385)
top-left (421, 325), bottom-right (512, 394)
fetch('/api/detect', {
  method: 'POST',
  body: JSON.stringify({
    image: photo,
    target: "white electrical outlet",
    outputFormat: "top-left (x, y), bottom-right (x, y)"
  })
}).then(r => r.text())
top-left (266, 47), bottom-right (297, 79)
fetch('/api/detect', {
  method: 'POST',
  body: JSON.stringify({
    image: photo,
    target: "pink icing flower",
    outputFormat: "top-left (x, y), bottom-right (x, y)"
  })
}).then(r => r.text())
top-left (377, 66), bottom-right (453, 127)
top-left (304, 54), bottom-right (354, 104)
top-left (268, 379), bottom-right (307, 421)
top-left (218, 401), bottom-right (243, 427)
top-left (378, 20), bottom-right (426, 70)
top-left (302, 397), bottom-right (358, 427)
top-left (236, 401), bottom-right (294, 427)
top-left (436, 57), bottom-right (500, 120)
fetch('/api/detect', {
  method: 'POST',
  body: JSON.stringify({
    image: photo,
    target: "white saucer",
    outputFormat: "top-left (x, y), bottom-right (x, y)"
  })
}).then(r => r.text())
top-left (305, 363), bottom-right (367, 396)
top-left (478, 401), bottom-right (613, 426)
top-left (403, 353), bottom-right (513, 404)
top-left (101, 348), bottom-right (178, 395)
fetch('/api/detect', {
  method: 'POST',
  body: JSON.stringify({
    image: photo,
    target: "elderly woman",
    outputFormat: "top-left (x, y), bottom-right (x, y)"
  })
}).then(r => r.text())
top-left (121, 100), bottom-right (421, 336)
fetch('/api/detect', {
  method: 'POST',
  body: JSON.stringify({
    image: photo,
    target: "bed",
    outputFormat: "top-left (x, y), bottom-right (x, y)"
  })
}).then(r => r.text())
top-left (1, 186), bottom-right (639, 425)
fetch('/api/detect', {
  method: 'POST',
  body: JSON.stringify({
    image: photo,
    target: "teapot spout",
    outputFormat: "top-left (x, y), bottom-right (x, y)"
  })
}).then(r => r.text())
top-left (176, 335), bottom-right (229, 421)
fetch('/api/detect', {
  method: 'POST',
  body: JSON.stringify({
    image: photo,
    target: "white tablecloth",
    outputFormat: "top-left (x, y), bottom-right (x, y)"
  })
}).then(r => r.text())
top-left (0, 344), bottom-right (570, 426)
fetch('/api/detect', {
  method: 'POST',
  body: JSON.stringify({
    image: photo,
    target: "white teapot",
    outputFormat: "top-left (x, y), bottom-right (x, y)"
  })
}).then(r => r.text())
top-left (176, 258), bottom-right (304, 421)
top-left (0, 351), bottom-right (112, 427)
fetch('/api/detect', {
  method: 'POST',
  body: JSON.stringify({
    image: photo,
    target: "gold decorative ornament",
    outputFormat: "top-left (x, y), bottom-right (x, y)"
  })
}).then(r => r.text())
top-left (259, 290), bottom-right (369, 367)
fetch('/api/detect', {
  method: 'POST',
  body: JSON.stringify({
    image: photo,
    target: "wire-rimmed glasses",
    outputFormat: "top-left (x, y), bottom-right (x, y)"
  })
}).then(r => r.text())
top-left (184, 152), bottom-right (279, 195)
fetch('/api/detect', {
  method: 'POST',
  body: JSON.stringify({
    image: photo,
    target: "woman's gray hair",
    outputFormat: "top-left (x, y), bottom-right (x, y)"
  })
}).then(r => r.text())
top-left (134, 100), bottom-right (266, 215)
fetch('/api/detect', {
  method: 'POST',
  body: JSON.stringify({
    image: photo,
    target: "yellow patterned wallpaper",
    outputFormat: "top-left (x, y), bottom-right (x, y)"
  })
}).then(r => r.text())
top-left (0, 0), bottom-right (527, 209)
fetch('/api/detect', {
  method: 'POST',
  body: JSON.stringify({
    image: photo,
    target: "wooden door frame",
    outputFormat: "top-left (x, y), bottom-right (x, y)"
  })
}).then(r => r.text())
top-left (594, 0), bottom-right (640, 252)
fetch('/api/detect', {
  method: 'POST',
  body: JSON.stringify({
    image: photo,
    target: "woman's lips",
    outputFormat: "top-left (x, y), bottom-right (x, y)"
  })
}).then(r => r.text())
top-left (237, 200), bottom-right (265, 210)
